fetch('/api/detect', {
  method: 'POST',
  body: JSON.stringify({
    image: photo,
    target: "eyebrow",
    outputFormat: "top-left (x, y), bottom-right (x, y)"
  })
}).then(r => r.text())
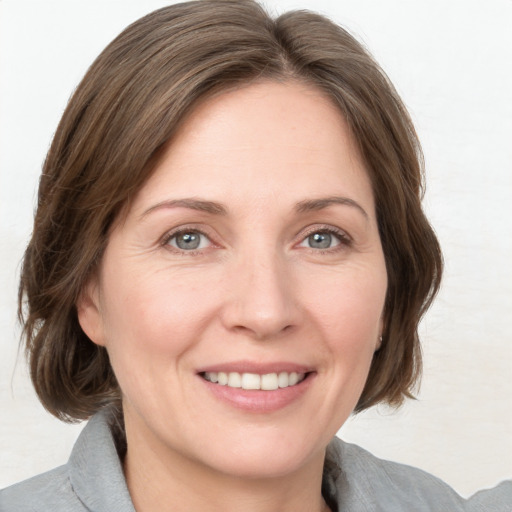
top-left (140, 198), bottom-right (228, 218)
top-left (295, 196), bottom-right (369, 219)
top-left (140, 195), bottom-right (368, 220)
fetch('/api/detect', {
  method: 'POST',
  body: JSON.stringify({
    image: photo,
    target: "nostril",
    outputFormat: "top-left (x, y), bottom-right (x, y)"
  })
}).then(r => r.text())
top-left (231, 322), bottom-right (295, 341)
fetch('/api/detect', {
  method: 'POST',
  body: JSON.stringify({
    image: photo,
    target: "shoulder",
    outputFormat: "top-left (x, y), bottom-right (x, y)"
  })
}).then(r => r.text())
top-left (1, 408), bottom-right (135, 512)
top-left (0, 465), bottom-right (85, 512)
top-left (326, 437), bottom-right (512, 512)
top-left (465, 481), bottom-right (512, 512)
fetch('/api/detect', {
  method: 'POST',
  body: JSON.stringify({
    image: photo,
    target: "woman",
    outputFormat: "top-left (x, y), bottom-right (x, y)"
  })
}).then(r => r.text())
top-left (1, 1), bottom-right (510, 510)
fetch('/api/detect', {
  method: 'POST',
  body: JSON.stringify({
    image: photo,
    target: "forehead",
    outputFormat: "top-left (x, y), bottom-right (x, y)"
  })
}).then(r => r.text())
top-left (130, 80), bottom-right (374, 218)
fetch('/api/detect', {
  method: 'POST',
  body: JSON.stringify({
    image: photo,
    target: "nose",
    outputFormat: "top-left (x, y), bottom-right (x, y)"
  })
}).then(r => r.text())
top-left (220, 251), bottom-right (301, 341)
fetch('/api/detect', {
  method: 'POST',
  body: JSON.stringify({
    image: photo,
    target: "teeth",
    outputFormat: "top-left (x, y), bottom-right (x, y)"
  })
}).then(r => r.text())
top-left (203, 371), bottom-right (305, 390)
top-left (228, 372), bottom-right (242, 388)
top-left (242, 373), bottom-right (260, 390)
top-left (261, 373), bottom-right (278, 390)
top-left (278, 371), bottom-right (289, 388)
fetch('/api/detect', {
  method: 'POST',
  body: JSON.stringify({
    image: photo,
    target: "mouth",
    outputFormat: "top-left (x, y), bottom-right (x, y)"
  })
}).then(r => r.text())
top-left (197, 365), bottom-right (315, 412)
top-left (200, 371), bottom-right (308, 390)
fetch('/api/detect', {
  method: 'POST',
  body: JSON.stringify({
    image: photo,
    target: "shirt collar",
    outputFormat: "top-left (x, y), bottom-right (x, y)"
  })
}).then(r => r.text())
top-left (68, 408), bottom-right (136, 512)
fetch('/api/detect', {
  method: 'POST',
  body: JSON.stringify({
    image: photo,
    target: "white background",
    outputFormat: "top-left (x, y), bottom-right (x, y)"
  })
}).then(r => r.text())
top-left (1, 0), bottom-right (511, 498)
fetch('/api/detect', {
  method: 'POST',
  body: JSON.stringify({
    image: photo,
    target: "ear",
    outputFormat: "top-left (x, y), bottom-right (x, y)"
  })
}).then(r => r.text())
top-left (76, 277), bottom-right (106, 347)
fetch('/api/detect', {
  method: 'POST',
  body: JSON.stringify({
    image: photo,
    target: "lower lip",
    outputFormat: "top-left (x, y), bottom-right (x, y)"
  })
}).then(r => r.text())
top-left (200, 374), bottom-right (314, 413)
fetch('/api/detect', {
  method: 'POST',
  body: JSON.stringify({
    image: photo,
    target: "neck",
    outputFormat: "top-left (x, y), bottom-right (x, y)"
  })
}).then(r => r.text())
top-left (123, 411), bottom-right (330, 512)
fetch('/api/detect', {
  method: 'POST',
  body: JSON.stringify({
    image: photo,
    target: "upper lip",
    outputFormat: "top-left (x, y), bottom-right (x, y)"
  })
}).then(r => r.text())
top-left (196, 361), bottom-right (314, 375)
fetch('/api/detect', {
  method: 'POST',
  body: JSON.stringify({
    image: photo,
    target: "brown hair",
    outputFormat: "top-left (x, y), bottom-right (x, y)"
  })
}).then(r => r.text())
top-left (19, 0), bottom-right (442, 422)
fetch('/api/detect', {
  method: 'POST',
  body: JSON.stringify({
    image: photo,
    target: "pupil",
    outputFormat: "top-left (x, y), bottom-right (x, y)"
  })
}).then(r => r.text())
top-left (309, 232), bottom-right (331, 249)
top-left (176, 232), bottom-right (200, 250)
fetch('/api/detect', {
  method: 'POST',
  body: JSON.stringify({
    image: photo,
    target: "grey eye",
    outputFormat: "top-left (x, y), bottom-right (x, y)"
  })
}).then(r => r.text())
top-left (307, 232), bottom-right (333, 249)
top-left (299, 230), bottom-right (343, 250)
top-left (169, 231), bottom-right (208, 250)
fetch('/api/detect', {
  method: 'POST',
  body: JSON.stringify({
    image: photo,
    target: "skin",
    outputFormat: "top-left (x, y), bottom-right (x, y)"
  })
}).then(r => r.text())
top-left (78, 80), bottom-right (388, 512)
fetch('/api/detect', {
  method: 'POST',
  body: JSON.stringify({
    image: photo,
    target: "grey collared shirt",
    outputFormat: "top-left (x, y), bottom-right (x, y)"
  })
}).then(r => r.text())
top-left (1, 409), bottom-right (511, 511)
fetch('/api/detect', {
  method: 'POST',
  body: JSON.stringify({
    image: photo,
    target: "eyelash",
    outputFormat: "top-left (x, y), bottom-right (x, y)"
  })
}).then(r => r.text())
top-left (160, 227), bottom-right (215, 256)
top-left (160, 224), bottom-right (352, 256)
top-left (298, 225), bottom-right (352, 253)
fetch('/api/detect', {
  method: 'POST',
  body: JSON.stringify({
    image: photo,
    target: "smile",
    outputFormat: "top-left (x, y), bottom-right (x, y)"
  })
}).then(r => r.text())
top-left (202, 371), bottom-right (306, 390)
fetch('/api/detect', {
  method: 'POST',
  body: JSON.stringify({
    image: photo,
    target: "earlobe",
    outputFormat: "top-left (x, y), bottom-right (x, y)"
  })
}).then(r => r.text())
top-left (76, 279), bottom-right (106, 347)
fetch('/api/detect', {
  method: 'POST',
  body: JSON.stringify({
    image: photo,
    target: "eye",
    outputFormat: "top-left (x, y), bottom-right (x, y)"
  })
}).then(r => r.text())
top-left (166, 230), bottom-right (211, 251)
top-left (298, 228), bottom-right (348, 250)
top-left (303, 232), bottom-right (339, 249)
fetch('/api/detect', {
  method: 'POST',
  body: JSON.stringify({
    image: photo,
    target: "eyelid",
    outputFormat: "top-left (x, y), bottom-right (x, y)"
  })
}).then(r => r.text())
top-left (299, 224), bottom-right (352, 242)
top-left (295, 224), bottom-right (353, 251)
top-left (160, 225), bottom-right (218, 254)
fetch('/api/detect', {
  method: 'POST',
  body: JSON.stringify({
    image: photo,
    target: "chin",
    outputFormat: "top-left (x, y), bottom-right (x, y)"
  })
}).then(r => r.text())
top-left (194, 430), bottom-right (327, 480)
top-left (209, 450), bottom-right (320, 480)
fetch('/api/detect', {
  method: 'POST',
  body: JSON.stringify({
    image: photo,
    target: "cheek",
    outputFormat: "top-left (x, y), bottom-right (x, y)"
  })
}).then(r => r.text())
top-left (100, 269), bottom-right (221, 360)
top-left (98, 274), bottom-right (216, 410)
top-left (305, 267), bottom-right (386, 346)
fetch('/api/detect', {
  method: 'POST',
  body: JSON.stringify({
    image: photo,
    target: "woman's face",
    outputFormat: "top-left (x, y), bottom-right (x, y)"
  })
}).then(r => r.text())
top-left (79, 81), bottom-right (387, 478)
